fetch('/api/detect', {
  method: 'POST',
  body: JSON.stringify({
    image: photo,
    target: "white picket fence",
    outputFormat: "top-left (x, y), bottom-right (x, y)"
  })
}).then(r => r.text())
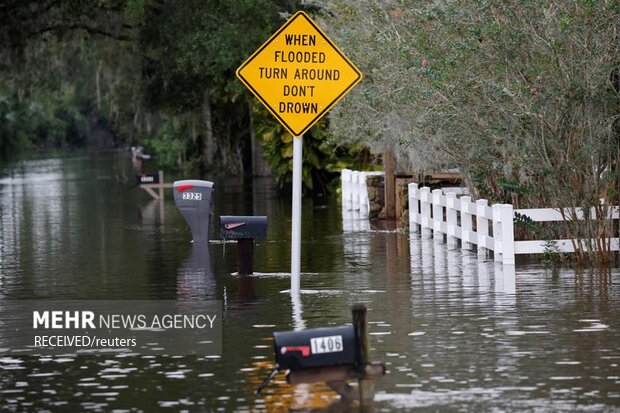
top-left (341, 169), bottom-right (385, 217)
top-left (408, 183), bottom-right (620, 265)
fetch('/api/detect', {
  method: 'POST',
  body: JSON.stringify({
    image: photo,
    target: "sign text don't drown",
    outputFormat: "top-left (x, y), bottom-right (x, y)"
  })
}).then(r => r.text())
top-left (236, 11), bottom-right (362, 137)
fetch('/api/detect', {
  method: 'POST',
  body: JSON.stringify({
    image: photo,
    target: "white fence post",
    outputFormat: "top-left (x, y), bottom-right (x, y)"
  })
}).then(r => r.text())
top-left (341, 169), bottom-right (348, 211)
top-left (408, 183), bottom-right (419, 233)
top-left (476, 199), bottom-right (489, 258)
top-left (348, 169), bottom-right (355, 211)
top-left (342, 169), bottom-right (352, 212)
top-left (432, 189), bottom-right (444, 242)
top-left (359, 172), bottom-right (369, 216)
top-left (460, 196), bottom-right (473, 249)
top-left (446, 193), bottom-right (458, 247)
top-left (420, 187), bottom-right (432, 238)
top-left (352, 171), bottom-right (361, 211)
top-left (492, 204), bottom-right (502, 262)
top-left (406, 178), bottom-right (617, 265)
top-left (501, 204), bottom-right (515, 265)
top-left (357, 172), bottom-right (366, 213)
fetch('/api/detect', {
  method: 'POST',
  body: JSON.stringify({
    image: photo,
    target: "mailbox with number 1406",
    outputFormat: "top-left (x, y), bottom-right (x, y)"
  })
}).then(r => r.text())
top-left (273, 325), bottom-right (357, 371)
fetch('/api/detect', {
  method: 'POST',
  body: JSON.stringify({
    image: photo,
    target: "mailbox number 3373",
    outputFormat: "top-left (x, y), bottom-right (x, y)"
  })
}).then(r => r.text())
top-left (310, 335), bottom-right (343, 354)
top-left (182, 192), bottom-right (202, 200)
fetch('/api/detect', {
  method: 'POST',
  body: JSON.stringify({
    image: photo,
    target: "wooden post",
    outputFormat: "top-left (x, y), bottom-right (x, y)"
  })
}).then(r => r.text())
top-left (158, 170), bottom-right (164, 200)
top-left (384, 148), bottom-right (395, 220)
top-left (237, 238), bottom-right (254, 275)
top-left (159, 199), bottom-right (164, 223)
top-left (352, 304), bottom-right (374, 406)
top-left (395, 178), bottom-right (404, 221)
top-left (139, 171), bottom-right (173, 201)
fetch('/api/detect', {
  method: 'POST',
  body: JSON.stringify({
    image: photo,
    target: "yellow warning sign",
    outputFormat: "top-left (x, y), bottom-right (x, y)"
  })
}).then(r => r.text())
top-left (236, 11), bottom-right (362, 137)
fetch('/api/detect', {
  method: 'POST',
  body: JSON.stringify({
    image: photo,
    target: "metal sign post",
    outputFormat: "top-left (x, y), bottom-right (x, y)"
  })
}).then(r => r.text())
top-left (236, 11), bottom-right (362, 293)
top-left (290, 136), bottom-right (303, 292)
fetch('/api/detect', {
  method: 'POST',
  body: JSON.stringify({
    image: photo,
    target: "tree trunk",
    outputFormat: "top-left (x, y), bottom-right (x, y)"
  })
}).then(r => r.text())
top-left (249, 101), bottom-right (272, 177)
top-left (384, 147), bottom-right (396, 220)
top-left (202, 89), bottom-right (215, 168)
top-left (96, 60), bottom-right (103, 111)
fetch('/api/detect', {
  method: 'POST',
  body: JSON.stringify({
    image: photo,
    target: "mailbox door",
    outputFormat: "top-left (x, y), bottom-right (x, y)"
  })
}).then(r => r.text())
top-left (274, 325), bottom-right (357, 370)
top-left (219, 216), bottom-right (267, 240)
top-left (173, 180), bottom-right (214, 243)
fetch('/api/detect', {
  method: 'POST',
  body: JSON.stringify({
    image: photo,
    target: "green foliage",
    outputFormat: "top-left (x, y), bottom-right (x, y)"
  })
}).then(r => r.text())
top-left (253, 103), bottom-right (377, 193)
top-left (0, 94), bottom-right (34, 158)
top-left (0, 84), bottom-right (87, 160)
top-left (318, 0), bottom-right (618, 197)
top-left (514, 212), bottom-right (548, 238)
top-left (143, 120), bottom-right (189, 169)
top-left (318, 0), bottom-right (619, 264)
top-left (541, 240), bottom-right (565, 266)
top-left (0, 0), bottom-right (295, 173)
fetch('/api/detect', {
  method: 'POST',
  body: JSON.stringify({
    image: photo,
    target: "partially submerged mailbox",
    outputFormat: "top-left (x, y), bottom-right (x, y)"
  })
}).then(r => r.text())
top-left (256, 304), bottom-right (385, 404)
top-left (174, 180), bottom-right (214, 243)
top-left (220, 216), bottom-right (267, 275)
top-left (274, 325), bottom-right (357, 371)
top-left (220, 216), bottom-right (267, 240)
top-left (136, 173), bottom-right (159, 185)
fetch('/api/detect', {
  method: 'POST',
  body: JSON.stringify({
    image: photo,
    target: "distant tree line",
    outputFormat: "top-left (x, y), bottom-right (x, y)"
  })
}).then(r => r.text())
top-left (0, 0), bottom-right (373, 192)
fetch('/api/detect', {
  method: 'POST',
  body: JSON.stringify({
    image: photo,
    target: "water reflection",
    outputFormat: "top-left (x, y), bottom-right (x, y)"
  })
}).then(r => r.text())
top-left (342, 209), bottom-right (371, 233)
top-left (410, 235), bottom-right (518, 298)
top-left (237, 275), bottom-right (257, 303)
top-left (1, 154), bottom-right (619, 411)
top-left (176, 243), bottom-right (215, 299)
top-left (140, 199), bottom-right (164, 225)
top-left (291, 291), bottom-right (306, 331)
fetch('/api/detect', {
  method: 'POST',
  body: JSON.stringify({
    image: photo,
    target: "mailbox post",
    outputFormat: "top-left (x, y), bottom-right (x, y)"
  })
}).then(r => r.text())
top-left (220, 216), bottom-right (267, 275)
top-left (173, 180), bottom-right (214, 243)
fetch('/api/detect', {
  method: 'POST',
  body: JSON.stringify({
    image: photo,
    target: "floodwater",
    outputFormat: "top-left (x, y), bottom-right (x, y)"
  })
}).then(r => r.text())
top-left (0, 152), bottom-right (619, 412)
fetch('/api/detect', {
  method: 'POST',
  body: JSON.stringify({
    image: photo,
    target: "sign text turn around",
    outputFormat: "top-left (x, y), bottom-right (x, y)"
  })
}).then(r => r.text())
top-left (236, 11), bottom-right (362, 137)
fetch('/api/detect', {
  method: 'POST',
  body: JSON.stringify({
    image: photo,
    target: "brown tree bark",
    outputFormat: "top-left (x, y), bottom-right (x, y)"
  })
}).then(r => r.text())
top-left (202, 89), bottom-right (215, 168)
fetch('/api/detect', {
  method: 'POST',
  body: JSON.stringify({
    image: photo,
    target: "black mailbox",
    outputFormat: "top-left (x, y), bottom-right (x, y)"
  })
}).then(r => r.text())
top-left (173, 179), bottom-right (214, 243)
top-left (273, 325), bottom-right (358, 371)
top-left (137, 174), bottom-right (159, 185)
top-left (256, 305), bottom-right (385, 399)
top-left (220, 216), bottom-right (267, 240)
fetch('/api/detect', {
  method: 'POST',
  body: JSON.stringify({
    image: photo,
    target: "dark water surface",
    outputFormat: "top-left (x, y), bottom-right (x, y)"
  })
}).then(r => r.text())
top-left (0, 153), bottom-right (619, 412)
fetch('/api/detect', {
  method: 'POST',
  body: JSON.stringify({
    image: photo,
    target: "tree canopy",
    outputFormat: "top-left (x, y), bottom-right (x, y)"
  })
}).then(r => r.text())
top-left (0, 0), bottom-right (291, 172)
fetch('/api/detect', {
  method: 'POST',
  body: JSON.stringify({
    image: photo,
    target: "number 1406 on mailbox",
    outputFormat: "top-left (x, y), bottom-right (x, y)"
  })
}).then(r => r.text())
top-left (310, 335), bottom-right (343, 354)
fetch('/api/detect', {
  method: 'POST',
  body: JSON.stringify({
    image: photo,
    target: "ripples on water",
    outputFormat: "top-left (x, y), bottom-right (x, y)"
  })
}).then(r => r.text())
top-left (0, 154), bottom-right (619, 412)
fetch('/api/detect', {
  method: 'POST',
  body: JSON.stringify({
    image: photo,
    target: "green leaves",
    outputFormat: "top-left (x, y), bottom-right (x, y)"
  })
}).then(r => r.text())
top-left (144, 120), bottom-right (189, 168)
top-left (252, 102), bottom-right (376, 194)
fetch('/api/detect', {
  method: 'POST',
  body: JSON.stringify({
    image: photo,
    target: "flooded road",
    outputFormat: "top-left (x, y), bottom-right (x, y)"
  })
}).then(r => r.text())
top-left (0, 152), bottom-right (619, 412)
